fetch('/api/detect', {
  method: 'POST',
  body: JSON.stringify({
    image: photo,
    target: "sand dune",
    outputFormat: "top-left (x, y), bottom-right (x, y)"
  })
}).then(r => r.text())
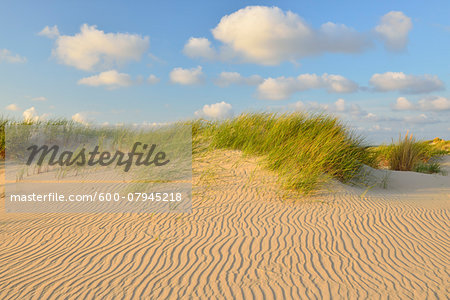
top-left (0, 152), bottom-right (449, 299)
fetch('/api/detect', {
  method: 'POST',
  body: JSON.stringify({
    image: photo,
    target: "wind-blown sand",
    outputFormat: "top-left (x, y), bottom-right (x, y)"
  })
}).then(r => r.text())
top-left (0, 152), bottom-right (449, 299)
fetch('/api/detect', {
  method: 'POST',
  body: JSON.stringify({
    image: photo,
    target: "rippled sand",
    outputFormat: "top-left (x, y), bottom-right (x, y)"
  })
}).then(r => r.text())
top-left (1, 152), bottom-right (449, 299)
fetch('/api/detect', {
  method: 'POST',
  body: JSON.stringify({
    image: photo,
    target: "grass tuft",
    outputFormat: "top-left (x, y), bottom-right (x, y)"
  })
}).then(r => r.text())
top-left (371, 132), bottom-right (447, 173)
top-left (414, 161), bottom-right (447, 175)
top-left (388, 132), bottom-right (428, 171)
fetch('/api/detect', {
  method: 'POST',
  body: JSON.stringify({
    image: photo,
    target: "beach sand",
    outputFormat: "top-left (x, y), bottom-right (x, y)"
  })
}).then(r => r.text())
top-left (0, 152), bottom-right (449, 299)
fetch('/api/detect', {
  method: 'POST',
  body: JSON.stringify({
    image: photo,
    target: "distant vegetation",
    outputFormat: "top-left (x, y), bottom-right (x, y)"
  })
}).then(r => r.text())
top-left (0, 117), bottom-right (189, 163)
top-left (371, 133), bottom-right (449, 174)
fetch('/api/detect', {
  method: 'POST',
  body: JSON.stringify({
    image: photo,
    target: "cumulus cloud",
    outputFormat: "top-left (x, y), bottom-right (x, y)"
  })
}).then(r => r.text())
top-left (53, 24), bottom-right (149, 71)
top-left (38, 25), bottom-right (60, 39)
top-left (214, 72), bottom-right (263, 87)
top-left (0, 49), bottom-right (27, 63)
top-left (78, 70), bottom-right (133, 88)
top-left (375, 11), bottom-right (412, 52)
top-left (133, 121), bottom-right (171, 128)
top-left (364, 113), bottom-right (378, 121)
top-left (5, 104), bottom-right (19, 111)
top-left (361, 113), bottom-right (401, 122)
top-left (403, 114), bottom-right (439, 124)
top-left (23, 107), bottom-right (38, 122)
top-left (147, 74), bottom-right (160, 84)
top-left (392, 96), bottom-right (450, 111)
top-left (368, 124), bottom-right (392, 132)
top-left (418, 96), bottom-right (450, 111)
top-left (183, 37), bottom-right (216, 60)
top-left (290, 98), bottom-right (364, 116)
top-left (257, 73), bottom-right (358, 100)
top-left (184, 6), bottom-right (372, 65)
top-left (370, 72), bottom-right (444, 94)
top-left (170, 66), bottom-right (204, 85)
top-left (23, 107), bottom-right (48, 122)
top-left (195, 101), bottom-right (233, 119)
top-left (392, 97), bottom-right (414, 110)
top-left (334, 98), bottom-right (346, 112)
top-left (72, 113), bottom-right (90, 125)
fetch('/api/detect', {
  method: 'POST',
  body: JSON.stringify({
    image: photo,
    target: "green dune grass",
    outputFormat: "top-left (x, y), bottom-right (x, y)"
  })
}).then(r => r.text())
top-left (2, 113), bottom-right (374, 194)
top-left (4, 113), bottom-right (445, 194)
top-left (192, 113), bottom-right (375, 194)
top-left (371, 132), bottom-right (449, 174)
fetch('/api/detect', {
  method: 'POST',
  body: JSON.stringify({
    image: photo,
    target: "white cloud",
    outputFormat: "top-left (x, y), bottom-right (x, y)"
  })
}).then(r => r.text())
top-left (334, 98), bottom-right (346, 112)
top-left (53, 24), bottom-right (149, 71)
top-left (361, 113), bottom-right (401, 122)
top-left (31, 96), bottom-right (47, 101)
top-left (288, 98), bottom-right (364, 116)
top-left (214, 72), bottom-right (263, 87)
top-left (185, 6), bottom-right (371, 65)
top-left (364, 112), bottom-right (378, 121)
top-left (375, 11), bottom-right (412, 52)
top-left (257, 73), bottom-right (358, 100)
top-left (170, 66), bottom-right (204, 85)
top-left (147, 74), bottom-right (160, 85)
top-left (322, 74), bottom-right (359, 93)
top-left (0, 49), bottom-right (27, 63)
top-left (133, 121), bottom-right (171, 128)
top-left (392, 96), bottom-right (414, 110)
top-left (195, 101), bottom-right (233, 119)
top-left (5, 104), bottom-right (19, 111)
top-left (23, 107), bottom-right (48, 122)
top-left (71, 113), bottom-right (90, 125)
top-left (78, 70), bottom-right (133, 88)
top-left (183, 37), bottom-right (216, 60)
top-left (403, 114), bottom-right (439, 124)
top-left (370, 72), bottom-right (444, 94)
top-left (418, 96), bottom-right (450, 111)
top-left (258, 77), bottom-right (312, 100)
top-left (23, 107), bottom-right (38, 122)
top-left (368, 124), bottom-right (392, 132)
top-left (392, 96), bottom-right (450, 111)
top-left (38, 25), bottom-right (60, 39)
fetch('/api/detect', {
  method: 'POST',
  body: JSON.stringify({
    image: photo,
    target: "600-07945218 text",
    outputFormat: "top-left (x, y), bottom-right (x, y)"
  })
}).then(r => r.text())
top-left (9, 192), bottom-right (184, 202)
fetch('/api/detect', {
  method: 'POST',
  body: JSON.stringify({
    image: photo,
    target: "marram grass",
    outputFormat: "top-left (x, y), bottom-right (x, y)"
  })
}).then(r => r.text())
top-left (388, 132), bottom-right (428, 171)
top-left (372, 132), bottom-right (447, 172)
top-left (193, 113), bottom-right (374, 194)
top-left (2, 114), bottom-right (447, 194)
top-left (1, 113), bottom-right (375, 194)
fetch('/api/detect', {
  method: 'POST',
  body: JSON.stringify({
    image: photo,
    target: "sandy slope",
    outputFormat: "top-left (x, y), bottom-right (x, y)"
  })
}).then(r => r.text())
top-left (0, 152), bottom-right (449, 299)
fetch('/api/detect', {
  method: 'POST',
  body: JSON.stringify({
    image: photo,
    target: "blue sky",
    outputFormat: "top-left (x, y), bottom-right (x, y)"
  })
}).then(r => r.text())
top-left (1, 0), bottom-right (449, 143)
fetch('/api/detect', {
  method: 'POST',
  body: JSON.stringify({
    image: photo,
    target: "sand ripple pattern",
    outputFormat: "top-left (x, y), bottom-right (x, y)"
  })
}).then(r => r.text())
top-left (0, 151), bottom-right (449, 299)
